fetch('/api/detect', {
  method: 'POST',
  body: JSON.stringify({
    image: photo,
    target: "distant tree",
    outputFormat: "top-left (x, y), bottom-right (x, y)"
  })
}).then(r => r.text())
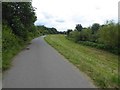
top-left (50, 27), bottom-right (58, 34)
top-left (37, 25), bottom-right (58, 35)
top-left (58, 31), bottom-right (65, 34)
top-left (91, 23), bottom-right (100, 34)
top-left (63, 31), bottom-right (67, 34)
top-left (75, 24), bottom-right (82, 32)
top-left (66, 29), bottom-right (72, 36)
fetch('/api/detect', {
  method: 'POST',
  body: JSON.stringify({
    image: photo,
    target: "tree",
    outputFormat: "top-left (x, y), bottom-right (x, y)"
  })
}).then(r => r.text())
top-left (80, 28), bottom-right (92, 41)
top-left (2, 2), bottom-right (37, 40)
top-left (68, 31), bottom-right (80, 42)
top-left (98, 22), bottom-right (118, 47)
top-left (66, 29), bottom-right (72, 36)
top-left (75, 24), bottom-right (82, 32)
top-left (37, 25), bottom-right (58, 35)
top-left (51, 28), bottom-right (58, 34)
top-left (91, 23), bottom-right (100, 34)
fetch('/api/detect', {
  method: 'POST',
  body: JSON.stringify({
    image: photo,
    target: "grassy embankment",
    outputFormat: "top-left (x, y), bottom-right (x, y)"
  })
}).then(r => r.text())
top-left (2, 25), bottom-right (40, 71)
top-left (45, 34), bottom-right (119, 88)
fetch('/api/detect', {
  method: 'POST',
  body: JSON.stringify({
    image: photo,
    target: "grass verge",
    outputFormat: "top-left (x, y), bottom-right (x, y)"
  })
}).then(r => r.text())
top-left (45, 34), bottom-right (119, 88)
top-left (2, 41), bottom-right (30, 71)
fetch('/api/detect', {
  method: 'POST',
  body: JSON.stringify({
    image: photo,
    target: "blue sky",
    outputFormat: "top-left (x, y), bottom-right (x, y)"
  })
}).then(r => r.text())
top-left (32, 0), bottom-right (119, 31)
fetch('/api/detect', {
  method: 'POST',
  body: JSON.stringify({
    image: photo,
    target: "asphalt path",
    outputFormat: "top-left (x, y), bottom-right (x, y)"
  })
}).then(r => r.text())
top-left (3, 36), bottom-right (96, 88)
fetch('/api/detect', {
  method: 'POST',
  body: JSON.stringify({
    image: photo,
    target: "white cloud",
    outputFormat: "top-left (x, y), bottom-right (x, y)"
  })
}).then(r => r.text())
top-left (32, 0), bottom-right (119, 31)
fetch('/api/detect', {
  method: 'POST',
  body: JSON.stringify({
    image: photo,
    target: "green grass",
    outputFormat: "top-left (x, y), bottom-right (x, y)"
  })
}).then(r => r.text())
top-left (2, 41), bottom-right (32, 71)
top-left (45, 34), bottom-right (119, 88)
top-left (3, 43), bottom-right (24, 71)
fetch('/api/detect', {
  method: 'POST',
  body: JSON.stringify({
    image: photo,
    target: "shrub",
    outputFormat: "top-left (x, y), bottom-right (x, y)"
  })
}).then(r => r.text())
top-left (79, 29), bottom-right (92, 41)
top-left (98, 22), bottom-right (118, 48)
top-left (2, 25), bottom-right (23, 70)
top-left (68, 31), bottom-right (81, 42)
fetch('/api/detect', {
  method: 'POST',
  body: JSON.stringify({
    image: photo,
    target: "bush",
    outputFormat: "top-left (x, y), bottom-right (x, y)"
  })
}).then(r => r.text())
top-left (67, 29), bottom-right (92, 42)
top-left (98, 22), bottom-right (119, 48)
top-left (2, 2), bottom-right (41, 71)
top-left (79, 29), bottom-right (91, 41)
top-left (2, 25), bottom-right (23, 70)
top-left (78, 41), bottom-right (98, 47)
top-left (67, 21), bottom-right (119, 55)
top-left (68, 31), bottom-right (81, 42)
top-left (2, 25), bottom-right (21, 51)
top-left (96, 44), bottom-right (106, 49)
top-left (78, 41), bottom-right (119, 55)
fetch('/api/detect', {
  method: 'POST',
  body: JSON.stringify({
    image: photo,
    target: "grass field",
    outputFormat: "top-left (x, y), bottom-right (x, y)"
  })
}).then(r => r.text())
top-left (45, 34), bottom-right (119, 88)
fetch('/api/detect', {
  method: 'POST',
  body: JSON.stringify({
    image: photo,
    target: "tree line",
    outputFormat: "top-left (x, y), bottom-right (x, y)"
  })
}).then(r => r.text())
top-left (66, 21), bottom-right (120, 55)
top-left (36, 25), bottom-right (58, 35)
top-left (2, 2), bottom-right (39, 70)
top-left (2, 2), bottom-right (58, 70)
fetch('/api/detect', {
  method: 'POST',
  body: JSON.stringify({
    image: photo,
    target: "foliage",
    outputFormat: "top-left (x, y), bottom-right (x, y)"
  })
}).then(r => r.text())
top-left (58, 31), bottom-right (66, 34)
top-left (75, 24), bottom-right (82, 32)
top-left (37, 25), bottom-right (58, 35)
top-left (98, 23), bottom-right (119, 47)
top-left (2, 25), bottom-right (23, 70)
top-left (2, 2), bottom-right (39, 71)
top-left (2, 2), bottom-right (38, 41)
top-left (68, 31), bottom-right (80, 42)
top-left (91, 23), bottom-right (100, 34)
top-left (79, 28), bottom-right (92, 41)
top-left (66, 29), bottom-right (72, 36)
top-left (68, 28), bottom-right (92, 42)
top-left (67, 21), bottom-right (119, 55)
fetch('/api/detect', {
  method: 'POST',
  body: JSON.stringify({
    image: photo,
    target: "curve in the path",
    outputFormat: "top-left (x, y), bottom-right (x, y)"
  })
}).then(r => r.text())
top-left (3, 36), bottom-right (96, 88)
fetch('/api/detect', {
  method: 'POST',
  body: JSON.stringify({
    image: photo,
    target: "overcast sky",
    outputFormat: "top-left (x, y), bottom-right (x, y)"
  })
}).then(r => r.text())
top-left (32, 0), bottom-right (119, 31)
